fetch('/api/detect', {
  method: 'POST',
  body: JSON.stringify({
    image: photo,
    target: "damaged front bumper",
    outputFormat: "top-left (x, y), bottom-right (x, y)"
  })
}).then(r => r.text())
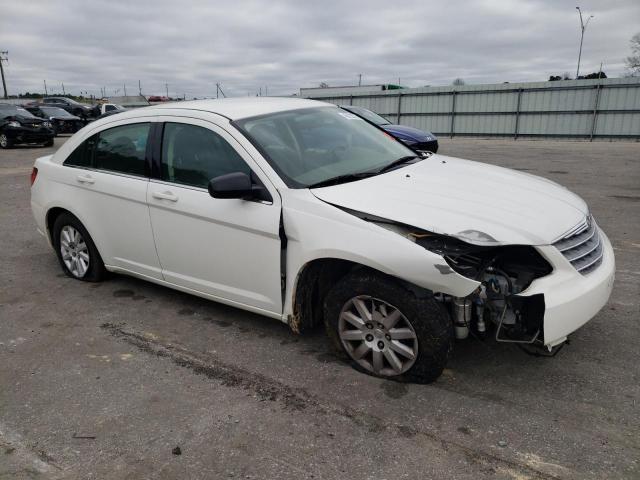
top-left (518, 230), bottom-right (615, 347)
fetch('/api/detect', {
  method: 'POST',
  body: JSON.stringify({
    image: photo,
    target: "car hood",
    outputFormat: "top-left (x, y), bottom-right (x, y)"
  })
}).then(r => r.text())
top-left (310, 155), bottom-right (588, 246)
top-left (10, 115), bottom-right (45, 125)
top-left (382, 124), bottom-right (435, 142)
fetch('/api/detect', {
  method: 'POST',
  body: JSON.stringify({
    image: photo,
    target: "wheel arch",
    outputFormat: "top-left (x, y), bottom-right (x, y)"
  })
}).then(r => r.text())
top-left (287, 257), bottom-right (435, 334)
top-left (45, 207), bottom-right (106, 262)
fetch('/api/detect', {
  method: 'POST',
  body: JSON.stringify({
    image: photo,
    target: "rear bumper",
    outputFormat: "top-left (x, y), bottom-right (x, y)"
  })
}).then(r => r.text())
top-left (520, 230), bottom-right (615, 346)
top-left (411, 140), bottom-right (438, 154)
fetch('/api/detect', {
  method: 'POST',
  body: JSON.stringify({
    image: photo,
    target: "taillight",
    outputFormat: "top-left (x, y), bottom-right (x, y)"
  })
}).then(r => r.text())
top-left (30, 167), bottom-right (38, 186)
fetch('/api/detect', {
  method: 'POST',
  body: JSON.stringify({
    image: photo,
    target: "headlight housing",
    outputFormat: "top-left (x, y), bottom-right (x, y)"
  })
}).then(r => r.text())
top-left (8, 121), bottom-right (21, 128)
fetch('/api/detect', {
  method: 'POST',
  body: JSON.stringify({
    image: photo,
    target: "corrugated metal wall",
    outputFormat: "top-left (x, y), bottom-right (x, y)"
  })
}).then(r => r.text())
top-left (303, 78), bottom-right (640, 140)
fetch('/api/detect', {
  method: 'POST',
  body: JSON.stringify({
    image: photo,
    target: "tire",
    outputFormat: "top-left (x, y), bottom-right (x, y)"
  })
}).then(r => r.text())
top-left (52, 213), bottom-right (106, 282)
top-left (0, 133), bottom-right (12, 149)
top-left (324, 270), bottom-right (452, 383)
top-left (44, 138), bottom-right (54, 147)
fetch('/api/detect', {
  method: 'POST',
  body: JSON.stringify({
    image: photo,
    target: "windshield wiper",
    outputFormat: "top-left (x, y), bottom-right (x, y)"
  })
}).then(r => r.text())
top-left (375, 155), bottom-right (420, 174)
top-left (307, 172), bottom-right (376, 189)
top-left (307, 155), bottom-right (421, 189)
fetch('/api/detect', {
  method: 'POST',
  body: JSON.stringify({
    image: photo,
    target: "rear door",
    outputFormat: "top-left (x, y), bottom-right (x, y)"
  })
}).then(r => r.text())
top-left (147, 117), bottom-right (283, 316)
top-left (61, 120), bottom-right (163, 279)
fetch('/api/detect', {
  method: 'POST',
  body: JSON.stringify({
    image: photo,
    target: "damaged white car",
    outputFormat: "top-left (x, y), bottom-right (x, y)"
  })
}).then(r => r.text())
top-left (30, 98), bottom-right (615, 382)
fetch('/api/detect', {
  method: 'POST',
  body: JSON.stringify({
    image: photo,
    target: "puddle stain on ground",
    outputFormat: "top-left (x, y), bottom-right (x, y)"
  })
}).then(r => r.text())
top-left (380, 381), bottom-right (409, 399)
top-left (113, 290), bottom-right (134, 298)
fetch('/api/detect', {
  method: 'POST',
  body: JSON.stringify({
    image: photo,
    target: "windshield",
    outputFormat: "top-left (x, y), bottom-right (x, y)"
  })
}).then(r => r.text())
top-left (235, 107), bottom-right (415, 188)
top-left (40, 106), bottom-right (74, 117)
top-left (342, 106), bottom-right (391, 126)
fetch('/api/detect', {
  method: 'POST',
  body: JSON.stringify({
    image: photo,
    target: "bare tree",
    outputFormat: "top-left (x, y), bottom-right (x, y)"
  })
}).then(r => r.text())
top-left (625, 33), bottom-right (640, 76)
top-left (319, 82), bottom-right (329, 88)
top-left (452, 78), bottom-right (465, 86)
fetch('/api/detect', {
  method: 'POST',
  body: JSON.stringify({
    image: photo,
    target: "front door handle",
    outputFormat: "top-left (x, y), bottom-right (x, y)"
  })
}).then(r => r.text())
top-left (76, 174), bottom-right (95, 184)
top-left (152, 190), bottom-right (179, 202)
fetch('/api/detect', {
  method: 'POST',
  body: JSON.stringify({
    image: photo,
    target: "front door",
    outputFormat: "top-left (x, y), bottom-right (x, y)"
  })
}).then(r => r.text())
top-left (147, 118), bottom-right (282, 316)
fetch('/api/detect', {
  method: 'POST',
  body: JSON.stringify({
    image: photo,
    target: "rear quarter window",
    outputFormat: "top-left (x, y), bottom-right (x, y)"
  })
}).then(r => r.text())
top-left (63, 136), bottom-right (95, 168)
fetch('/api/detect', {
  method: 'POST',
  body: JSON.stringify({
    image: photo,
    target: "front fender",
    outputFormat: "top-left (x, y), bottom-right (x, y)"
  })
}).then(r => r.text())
top-left (281, 190), bottom-right (479, 317)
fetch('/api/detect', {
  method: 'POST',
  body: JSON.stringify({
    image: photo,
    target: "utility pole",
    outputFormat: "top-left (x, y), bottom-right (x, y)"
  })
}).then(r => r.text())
top-left (575, 7), bottom-right (594, 79)
top-left (44, 79), bottom-right (48, 96)
top-left (62, 82), bottom-right (65, 95)
top-left (138, 80), bottom-right (142, 96)
top-left (165, 83), bottom-right (169, 98)
top-left (123, 84), bottom-right (127, 96)
top-left (0, 51), bottom-right (9, 99)
top-left (358, 73), bottom-right (362, 86)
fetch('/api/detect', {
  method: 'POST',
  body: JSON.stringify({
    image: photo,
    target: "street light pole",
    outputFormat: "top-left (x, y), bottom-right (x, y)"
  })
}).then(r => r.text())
top-left (575, 6), bottom-right (594, 79)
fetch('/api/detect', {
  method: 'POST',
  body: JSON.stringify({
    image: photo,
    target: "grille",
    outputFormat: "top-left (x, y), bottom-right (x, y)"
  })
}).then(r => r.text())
top-left (553, 216), bottom-right (604, 275)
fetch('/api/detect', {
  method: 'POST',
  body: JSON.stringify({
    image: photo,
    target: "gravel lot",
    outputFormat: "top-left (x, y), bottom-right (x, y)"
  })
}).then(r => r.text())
top-left (1, 136), bottom-right (639, 479)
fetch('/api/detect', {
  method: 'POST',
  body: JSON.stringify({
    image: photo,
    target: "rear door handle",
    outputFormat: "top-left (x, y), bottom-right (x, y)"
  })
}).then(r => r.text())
top-left (152, 190), bottom-right (179, 202)
top-left (76, 174), bottom-right (95, 184)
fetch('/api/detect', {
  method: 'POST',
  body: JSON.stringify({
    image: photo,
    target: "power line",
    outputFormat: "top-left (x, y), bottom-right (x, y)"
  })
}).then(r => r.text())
top-left (0, 51), bottom-right (9, 99)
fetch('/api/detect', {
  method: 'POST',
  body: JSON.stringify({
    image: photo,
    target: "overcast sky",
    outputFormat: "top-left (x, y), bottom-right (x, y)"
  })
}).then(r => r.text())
top-left (1, 0), bottom-right (638, 98)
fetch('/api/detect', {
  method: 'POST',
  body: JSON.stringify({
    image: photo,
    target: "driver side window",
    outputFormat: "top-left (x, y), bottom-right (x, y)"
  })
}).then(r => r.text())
top-left (161, 123), bottom-right (250, 188)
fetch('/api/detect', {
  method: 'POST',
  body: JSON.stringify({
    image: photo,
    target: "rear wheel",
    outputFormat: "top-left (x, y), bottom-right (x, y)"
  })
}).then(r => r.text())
top-left (324, 271), bottom-right (452, 383)
top-left (0, 133), bottom-right (12, 149)
top-left (43, 138), bottom-right (54, 147)
top-left (52, 213), bottom-right (106, 282)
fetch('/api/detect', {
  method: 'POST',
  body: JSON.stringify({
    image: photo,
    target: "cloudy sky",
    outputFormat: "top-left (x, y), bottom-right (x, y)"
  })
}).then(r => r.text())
top-left (1, 0), bottom-right (638, 98)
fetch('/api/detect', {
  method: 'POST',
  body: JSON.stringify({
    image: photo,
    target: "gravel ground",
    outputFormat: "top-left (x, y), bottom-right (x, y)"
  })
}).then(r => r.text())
top-left (1, 136), bottom-right (639, 479)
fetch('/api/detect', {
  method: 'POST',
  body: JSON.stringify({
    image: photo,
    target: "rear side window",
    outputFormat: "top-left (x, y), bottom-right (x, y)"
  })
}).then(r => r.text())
top-left (94, 123), bottom-right (150, 176)
top-left (63, 136), bottom-right (96, 168)
top-left (161, 123), bottom-right (249, 188)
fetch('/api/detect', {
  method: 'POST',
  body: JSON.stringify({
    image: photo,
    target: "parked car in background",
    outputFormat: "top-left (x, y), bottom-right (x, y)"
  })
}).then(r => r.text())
top-left (30, 98), bottom-right (614, 383)
top-left (42, 97), bottom-right (98, 119)
top-left (99, 103), bottom-right (126, 115)
top-left (340, 105), bottom-right (438, 154)
top-left (0, 104), bottom-right (55, 148)
top-left (25, 105), bottom-right (84, 135)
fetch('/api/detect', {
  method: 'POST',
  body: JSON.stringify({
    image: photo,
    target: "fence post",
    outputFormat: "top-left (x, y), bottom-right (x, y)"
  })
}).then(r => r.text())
top-left (590, 84), bottom-right (601, 142)
top-left (396, 93), bottom-right (402, 124)
top-left (450, 91), bottom-right (457, 138)
top-left (514, 88), bottom-right (523, 140)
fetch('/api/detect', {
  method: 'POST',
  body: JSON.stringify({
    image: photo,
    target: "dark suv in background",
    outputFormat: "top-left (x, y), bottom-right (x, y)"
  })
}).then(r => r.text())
top-left (25, 105), bottom-right (85, 135)
top-left (0, 104), bottom-right (55, 148)
top-left (340, 105), bottom-right (438, 154)
top-left (42, 97), bottom-right (98, 120)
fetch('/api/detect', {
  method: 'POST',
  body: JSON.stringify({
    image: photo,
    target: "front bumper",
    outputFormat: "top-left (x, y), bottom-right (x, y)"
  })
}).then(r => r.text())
top-left (5, 126), bottom-right (55, 144)
top-left (519, 229), bottom-right (615, 346)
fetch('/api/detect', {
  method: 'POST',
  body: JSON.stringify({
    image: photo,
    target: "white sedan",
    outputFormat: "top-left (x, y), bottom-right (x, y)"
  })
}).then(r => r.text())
top-left (30, 98), bottom-right (615, 382)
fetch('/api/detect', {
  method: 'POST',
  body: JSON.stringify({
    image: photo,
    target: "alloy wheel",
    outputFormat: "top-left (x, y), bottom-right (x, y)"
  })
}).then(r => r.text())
top-left (338, 296), bottom-right (418, 376)
top-left (60, 225), bottom-right (90, 278)
top-left (0, 134), bottom-right (8, 148)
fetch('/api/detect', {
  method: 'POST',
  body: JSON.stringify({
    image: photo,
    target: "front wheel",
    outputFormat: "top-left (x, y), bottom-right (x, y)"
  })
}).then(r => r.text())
top-left (324, 271), bottom-right (452, 383)
top-left (0, 133), bottom-right (12, 149)
top-left (52, 213), bottom-right (106, 282)
top-left (43, 138), bottom-right (54, 147)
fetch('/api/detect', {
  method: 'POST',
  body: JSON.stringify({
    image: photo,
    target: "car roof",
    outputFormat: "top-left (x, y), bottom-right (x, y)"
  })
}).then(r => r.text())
top-left (145, 97), bottom-right (332, 120)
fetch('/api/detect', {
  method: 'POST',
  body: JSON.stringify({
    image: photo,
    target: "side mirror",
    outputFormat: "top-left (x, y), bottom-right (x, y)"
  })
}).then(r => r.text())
top-left (208, 172), bottom-right (252, 199)
top-left (208, 172), bottom-right (272, 202)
